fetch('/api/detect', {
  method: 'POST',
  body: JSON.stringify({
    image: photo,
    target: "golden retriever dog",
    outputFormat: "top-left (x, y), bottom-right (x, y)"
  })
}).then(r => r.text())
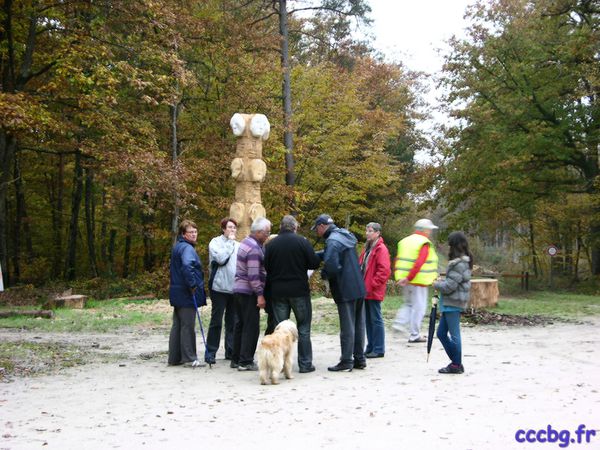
top-left (257, 319), bottom-right (298, 385)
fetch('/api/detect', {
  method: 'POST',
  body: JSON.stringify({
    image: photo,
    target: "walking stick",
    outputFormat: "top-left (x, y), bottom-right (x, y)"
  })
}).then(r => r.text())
top-left (192, 291), bottom-right (211, 369)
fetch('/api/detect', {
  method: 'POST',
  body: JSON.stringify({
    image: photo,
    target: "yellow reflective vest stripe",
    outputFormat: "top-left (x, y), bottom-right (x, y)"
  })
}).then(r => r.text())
top-left (394, 233), bottom-right (438, 285)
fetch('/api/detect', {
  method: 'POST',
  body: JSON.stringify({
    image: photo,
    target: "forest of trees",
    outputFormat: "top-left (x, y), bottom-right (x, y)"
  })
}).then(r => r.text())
top-left (437, 0), bottom-right (599, 279)
top-left (0, 0), bottom-right (598, 289)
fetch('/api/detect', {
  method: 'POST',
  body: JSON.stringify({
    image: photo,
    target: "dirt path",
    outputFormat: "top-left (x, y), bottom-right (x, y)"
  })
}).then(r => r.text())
top-left (1, 319), bottom-right (599, 450)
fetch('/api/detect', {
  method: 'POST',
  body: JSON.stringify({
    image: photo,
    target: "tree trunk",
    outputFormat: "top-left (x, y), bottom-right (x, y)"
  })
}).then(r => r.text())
top-left (591, 245), bottom-right (600, 275)
top-left (0, 131), bottom-right (16, 288)
top-left (279, 0), bottom-right (296, 195)
top-left (591, 215), bottom-right (600, 275)
top-left (64, 150), bottom-right (83, 280)
top-left (2, 0), bottom-right (16, 92)
top-left (12, 154), bottom-right (25, 282)
top-left (529, 220), bottom-right (540, 277)
top-left (13, 150), bottom-right (34, 269)
top-left (123, 204), bottom-right (133, 278)
top-left (47, 153), bottom-right (65, 278)
top-left (84, 166), bottom-right (98, 277)
top-left (100, 188), bottom-right (107, 268)
top-left (170, 102), bottom-right (180, 243)
top-left (573, 232), bottom-right (581, 283)
top-left (141, 194), bottom-right (154, 271)
top-left (22, 187), bottom-right (33, 260)
top-left (108, 228), bottom-right (116, 276)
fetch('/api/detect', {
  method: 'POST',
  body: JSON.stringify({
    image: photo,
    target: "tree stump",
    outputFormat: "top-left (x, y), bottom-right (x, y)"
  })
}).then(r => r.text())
top-left (468, 279), bottom-right (499, 309)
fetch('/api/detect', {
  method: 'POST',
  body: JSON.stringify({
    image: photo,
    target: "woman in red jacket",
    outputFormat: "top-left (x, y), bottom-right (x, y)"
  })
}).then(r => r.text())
top-left (359, 222), bottom-right (391, 358)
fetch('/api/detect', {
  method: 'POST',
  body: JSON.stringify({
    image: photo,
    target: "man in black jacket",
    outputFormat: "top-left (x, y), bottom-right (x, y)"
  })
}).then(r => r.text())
top-left (264, 215), bottom-right (322, 373)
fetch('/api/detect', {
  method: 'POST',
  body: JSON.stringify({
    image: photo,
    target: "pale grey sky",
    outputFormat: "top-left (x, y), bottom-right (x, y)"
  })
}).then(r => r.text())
top-left (367, 0), bottom-right (475, 155)
top-left (367, 0), bottom-right (474, 74)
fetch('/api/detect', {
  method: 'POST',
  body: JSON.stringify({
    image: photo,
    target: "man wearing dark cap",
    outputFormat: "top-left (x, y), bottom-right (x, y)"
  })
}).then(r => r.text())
top-left (312, 214), bottom-right (366, 372)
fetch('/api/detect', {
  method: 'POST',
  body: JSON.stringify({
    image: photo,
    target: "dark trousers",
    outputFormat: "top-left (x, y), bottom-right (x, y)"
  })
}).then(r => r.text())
top-left (272, 295), bottom-right (313, 370)
top-left (168, 307), bottom-right (197, 365)
top-left (264, 297), bottom-right (276, 335)
top-left (365, 299), bottom-right (385, 355)
top-left (232, 293), bottom-right (260, 366)
top-left (336, 298), bottom-right (366, 365)
top-left (205, 290), bottom-right (237, 360)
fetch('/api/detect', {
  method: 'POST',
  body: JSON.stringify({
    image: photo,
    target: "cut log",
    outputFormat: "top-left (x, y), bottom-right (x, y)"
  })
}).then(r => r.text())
top-left (116, 294), bottom-right (156, 301)
top-left (468, 279), bottom-right (499, 309)
top-left (0, 310), bottom-right (54, 319)
top-left (44, 294), bottom-right (88, 309)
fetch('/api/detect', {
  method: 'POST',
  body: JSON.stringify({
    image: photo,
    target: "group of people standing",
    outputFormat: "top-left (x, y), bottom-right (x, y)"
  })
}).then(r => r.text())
top-left (168, 213), bottom-right (473, 375)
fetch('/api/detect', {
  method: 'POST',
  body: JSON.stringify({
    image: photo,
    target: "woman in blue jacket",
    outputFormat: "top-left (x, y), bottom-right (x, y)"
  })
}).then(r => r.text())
top-left (168, 220), bottom-right (206, 367)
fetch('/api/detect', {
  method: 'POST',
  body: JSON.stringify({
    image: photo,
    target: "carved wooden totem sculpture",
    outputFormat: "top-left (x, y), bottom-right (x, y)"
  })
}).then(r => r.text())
top-left (229, 113), bottom-right (270, 239)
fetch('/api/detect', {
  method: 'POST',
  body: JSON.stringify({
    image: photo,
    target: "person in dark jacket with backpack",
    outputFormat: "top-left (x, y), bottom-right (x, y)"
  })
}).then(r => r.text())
top-left (312, 214), bottom-right (367, 372)
top-left (168, 219), bottom-right (206, 368)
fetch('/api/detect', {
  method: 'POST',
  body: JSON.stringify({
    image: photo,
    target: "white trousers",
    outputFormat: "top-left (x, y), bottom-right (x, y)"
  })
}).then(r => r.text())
top-left (393, 285), bottom-right (428, 340)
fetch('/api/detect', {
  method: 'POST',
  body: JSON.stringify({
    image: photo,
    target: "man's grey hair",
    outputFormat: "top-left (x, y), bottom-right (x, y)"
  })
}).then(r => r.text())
top-left (366, 222), bottom-right (382, 232)
top-left (280, 215), bottom-right (298, 232)
top-left (250, 217), bottom-right (271, 233)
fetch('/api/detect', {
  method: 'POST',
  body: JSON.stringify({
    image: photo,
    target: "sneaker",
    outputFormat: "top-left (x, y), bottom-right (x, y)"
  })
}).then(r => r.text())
top-left (438, 363), bottom-right (464, 374)
top-left (229, 361), bottom-right (239, 369)
top-left (327, 363), bottom-right (353, 372)
top-left (408, 336), bottom-right (427, 343)
top-left (299, 365), bottom-right (316, 373)
top-left (184, 360), bottom-right (205, 368)
top-left (238, 362), bottom-right (258, 371)
top-left (205, 356), bottom-right (216, 365)
top-left (365, 352), bottom-right (384, 358)
top-left (353, 360), bottom-right (367, 370)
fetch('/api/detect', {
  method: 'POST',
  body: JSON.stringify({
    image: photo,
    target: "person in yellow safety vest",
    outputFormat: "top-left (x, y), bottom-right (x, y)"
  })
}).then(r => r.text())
top-left (393, 218), bottom-right (439, 343)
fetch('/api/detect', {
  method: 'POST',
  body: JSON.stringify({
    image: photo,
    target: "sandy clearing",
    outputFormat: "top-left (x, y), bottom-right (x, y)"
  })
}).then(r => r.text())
top-left (1, 319), bottom-right (599, 450)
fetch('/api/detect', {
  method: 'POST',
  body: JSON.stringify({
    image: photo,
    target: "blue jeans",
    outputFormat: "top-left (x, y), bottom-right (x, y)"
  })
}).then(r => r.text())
top-left (436, 311), bottom-right (462, 365)
top-left (365, 299), bottom-right (385, 355)
top-left (272, 295), bottom-right (313, 370)
top-left (336, 298), bottom-right (366, 365)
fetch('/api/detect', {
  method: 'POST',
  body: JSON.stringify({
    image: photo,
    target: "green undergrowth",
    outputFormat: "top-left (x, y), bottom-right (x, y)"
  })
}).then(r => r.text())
top-left (493, 291), bottom-right (600, 318)
top-left (0, 298), bottom-right (171, 332)
top-left (1, 291), bottom-right (599, 336)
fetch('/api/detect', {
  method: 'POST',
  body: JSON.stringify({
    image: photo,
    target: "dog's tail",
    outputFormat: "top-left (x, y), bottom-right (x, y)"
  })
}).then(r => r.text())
top-left (258, 336), bottom-right (278, 363)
